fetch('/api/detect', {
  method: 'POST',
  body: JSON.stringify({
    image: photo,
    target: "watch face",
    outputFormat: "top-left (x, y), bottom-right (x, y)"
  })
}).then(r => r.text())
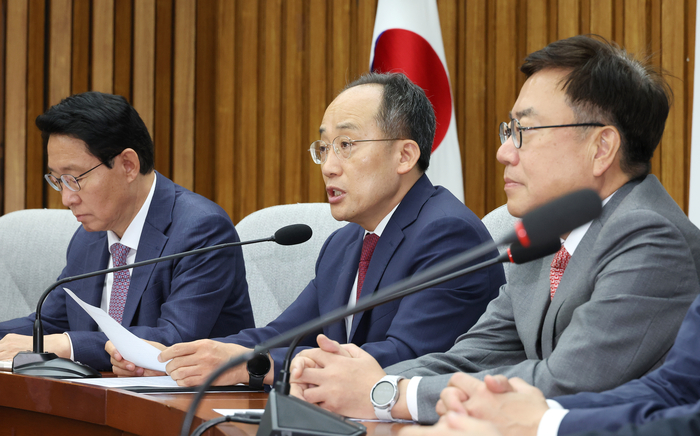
top-left (246, 354), bottom-right (271, 377)
top-left (372, 381), bottom-right (395, 406)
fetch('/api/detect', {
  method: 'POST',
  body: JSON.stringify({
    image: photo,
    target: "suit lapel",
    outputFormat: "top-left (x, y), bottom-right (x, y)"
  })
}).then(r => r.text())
top-left (349, 222), bottom-right (404, 339)
top-left (69, 235), bottom-right (109, 331)
top-left (348, 174), bottom-right (433, 341)
top-left (539, 178), bottom-right (641, 356)
top-left (120, 172), bottom-right (174, 326)
top-left (325, 226), bottom-right (365, 341)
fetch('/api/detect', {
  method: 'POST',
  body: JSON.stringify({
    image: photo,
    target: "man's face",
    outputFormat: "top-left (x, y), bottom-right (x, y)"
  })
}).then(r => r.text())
top-left (319, 84), bottom-right (404, 231)
top-left (47, 134), bottom-right (132, 234)
top-left (497, 68), bottom-right (600, 217)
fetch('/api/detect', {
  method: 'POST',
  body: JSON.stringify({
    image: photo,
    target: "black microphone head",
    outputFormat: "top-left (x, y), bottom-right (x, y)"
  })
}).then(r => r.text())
top-left (506, 238), bottom-right (562, 264)
top-left (518, 189), bottom-right (602, 247)
top-left (273, 224), bottom-right (313, 246)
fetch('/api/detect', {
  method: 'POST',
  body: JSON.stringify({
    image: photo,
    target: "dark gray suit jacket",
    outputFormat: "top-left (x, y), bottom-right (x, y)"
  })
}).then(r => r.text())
top-left (386, 175), bottom-right (700, 423)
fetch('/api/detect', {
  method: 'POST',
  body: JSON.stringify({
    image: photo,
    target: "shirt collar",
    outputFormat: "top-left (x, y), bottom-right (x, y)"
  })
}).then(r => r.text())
top-left (107, 174), bottom-right (157, 252)
top-left (364, 203), bottom-right (400, 238)
top-left (563, 190), bottom-right (615, 255)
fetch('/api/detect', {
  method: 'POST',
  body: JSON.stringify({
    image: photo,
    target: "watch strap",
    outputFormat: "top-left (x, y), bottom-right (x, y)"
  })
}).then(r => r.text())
top-left (372, 375), bottom-right (405, 421)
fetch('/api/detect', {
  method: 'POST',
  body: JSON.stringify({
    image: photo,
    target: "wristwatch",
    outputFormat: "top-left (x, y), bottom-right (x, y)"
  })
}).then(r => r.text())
top-left (246, 352), bottom-right (271, 390)
top-left (370, 375), bottom-right (405, 420)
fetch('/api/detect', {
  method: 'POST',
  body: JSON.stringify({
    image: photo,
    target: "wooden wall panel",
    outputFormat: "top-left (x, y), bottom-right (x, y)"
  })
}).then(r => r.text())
top-left (92, 0), bottom-right (114, 94)
top-left (133, 0), bottom-right (156, 135)
top-left (1, 0), bottom-right (696, 224)
top-left (4, 0), bottom-right (28, 212)
top-left (214, 0), bottom-right (235, 215)
top-left (172, 0), bottom-right (195, 190)
top-left (26, 0), bottom-right (45, 209)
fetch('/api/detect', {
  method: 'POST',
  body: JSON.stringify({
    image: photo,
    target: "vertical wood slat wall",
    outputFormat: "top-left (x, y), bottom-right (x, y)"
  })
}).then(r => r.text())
top-left (1, 0), bottom-right (696, 223)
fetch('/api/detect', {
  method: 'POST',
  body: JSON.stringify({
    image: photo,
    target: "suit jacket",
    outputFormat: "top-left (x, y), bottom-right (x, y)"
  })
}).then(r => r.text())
top-left (571, 411), bottom-right (700, 436)
top-left (555, 293), bottom-right (700, 435)
top-left (221, 174), bottom-right (504, 378)
top-left (386, 175), bottom-right (700, 423)
top-left (0, 172), bottom-right (254, 370)
top-left (577, 410), bottom-right (700, 436)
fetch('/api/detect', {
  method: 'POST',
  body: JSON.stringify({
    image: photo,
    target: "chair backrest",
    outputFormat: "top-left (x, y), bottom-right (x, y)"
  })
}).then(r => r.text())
top-left (236, 203), bottom-right (347, 327)
top-left (481, 204), bottom-right (517, 281)
top-left (0, 209), bottom-right (80, 322)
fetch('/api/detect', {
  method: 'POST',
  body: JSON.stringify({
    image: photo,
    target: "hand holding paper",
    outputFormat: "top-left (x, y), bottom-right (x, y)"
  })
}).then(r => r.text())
top-left (64, 288), bottom-right (168, 372)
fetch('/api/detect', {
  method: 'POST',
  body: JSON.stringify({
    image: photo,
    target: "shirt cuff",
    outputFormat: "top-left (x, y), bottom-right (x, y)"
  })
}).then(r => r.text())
top-left (63, 332), bottom-right (75, 361)
top-left (537, 400), bottom-right (569, 436)
top-left (406, 376), bottom-right (422, 421)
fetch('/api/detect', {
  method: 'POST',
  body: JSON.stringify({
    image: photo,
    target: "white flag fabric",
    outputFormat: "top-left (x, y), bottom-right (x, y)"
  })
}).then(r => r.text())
top-left (690, 3), bottom-right (700, 226)
top-left (370, 0), bottom-right (465, 202)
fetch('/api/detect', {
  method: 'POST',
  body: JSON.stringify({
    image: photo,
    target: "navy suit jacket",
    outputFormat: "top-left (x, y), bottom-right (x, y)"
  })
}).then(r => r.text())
top-left (556, 293), bottom-right (700, 435)
top-left (0, 172), bottom-right (254, 370)
top-left (571, 412), bottom-right (700, 436)
top-left (222, 174), bottom-right (504, 378)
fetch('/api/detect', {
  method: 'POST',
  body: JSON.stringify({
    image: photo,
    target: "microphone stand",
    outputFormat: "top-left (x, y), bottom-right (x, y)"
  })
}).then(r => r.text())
top-left (13, 224), bottom-right (312, 378)
top-left (181, 249), bottom-right (509, 436)
top-left (184, 237), bottom-right (565, 436)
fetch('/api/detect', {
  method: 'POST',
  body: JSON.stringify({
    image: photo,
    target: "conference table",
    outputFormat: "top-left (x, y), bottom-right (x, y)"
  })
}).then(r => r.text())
top-left (0, 371), bottom-right (410, 435)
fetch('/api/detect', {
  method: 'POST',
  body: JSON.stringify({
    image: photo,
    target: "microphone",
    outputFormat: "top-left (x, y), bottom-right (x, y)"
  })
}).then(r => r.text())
top-left (499, 238), bottom-right (563, 264)
top-left (513, 189), bottom-right (601, 247)
top-left (11, 224), bottom-right (313, 379)
top-left (180, 189), bottom-right (601, 436)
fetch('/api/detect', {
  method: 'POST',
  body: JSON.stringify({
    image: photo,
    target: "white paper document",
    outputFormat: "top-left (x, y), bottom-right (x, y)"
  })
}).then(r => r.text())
top-left (215, 409), bottom-right (265, 416)
top-left (69, 375), bottom-right (179, 388)
top-left (64, 288), bottom-right (168, 372)
top-left (0, 360), bottom-right (12, 371)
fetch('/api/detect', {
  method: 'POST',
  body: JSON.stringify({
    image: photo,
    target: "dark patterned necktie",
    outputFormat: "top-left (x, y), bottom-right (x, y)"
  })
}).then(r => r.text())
top-left (549, 245), bottom-right (571, 300)
top-left (357, 233), bottom-right (380, 301)
top-left (108, 243), bottom-right (131, 323)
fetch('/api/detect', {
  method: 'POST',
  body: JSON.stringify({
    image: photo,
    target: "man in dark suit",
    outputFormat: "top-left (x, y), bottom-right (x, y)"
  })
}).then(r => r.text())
top-left (0, 92), bottom-right (254, 370)
top-left (107, 72), bottom-right (504, 388)
top-left (286, 35), bottom-right (700, 422)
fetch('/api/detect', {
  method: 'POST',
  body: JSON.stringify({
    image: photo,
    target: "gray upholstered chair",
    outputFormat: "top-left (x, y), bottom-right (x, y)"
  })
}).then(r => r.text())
top-left (481, 204), bottom-right (517, 281)
top-left (0, 209), bottom-right (80, 322)
top-left (236, 203), bottom-right (346, 327)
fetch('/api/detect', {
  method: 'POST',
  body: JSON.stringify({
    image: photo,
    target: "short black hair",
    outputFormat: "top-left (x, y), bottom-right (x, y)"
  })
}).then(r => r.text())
top-left (344, 72), bottom-right (435, 172)
top-left (36, 91), bottom-right (154, 174)
top-left (521, 35), bottom-right (672, 178)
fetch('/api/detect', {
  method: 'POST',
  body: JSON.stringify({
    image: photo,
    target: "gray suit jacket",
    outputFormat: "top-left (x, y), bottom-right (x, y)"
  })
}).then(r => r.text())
top-left (386, 176), bottom-right (700, 423)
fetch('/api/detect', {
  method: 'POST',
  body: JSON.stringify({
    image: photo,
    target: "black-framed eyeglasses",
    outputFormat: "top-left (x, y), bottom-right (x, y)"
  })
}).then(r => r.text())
top-left (309, 135), bottom-right (405, 164)
top-left (44, 162), bottom-right (105, 192)
top-left (499, 118), bottom-right (605, 149)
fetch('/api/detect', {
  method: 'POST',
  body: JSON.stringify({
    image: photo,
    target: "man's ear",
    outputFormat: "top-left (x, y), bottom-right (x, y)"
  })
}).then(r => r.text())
top-left (592, 126), bottom-right (621, 177)
top-left (118, 148), bottom-right (141, 182)
top-left (397, 140), bottom-right (421, 175)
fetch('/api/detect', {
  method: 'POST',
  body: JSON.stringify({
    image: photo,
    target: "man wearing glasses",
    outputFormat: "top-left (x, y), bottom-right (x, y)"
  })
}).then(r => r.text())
top-left (287, 35), bottom-right (700, 424)
top-left (0, 92), bottom-right (254, 370)
top-left (107, 72), bottom-right (504, 389)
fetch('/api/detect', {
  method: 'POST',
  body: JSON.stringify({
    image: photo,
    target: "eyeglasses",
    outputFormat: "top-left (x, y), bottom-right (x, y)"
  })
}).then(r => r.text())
top-left (44, 162), bottom-right (105, 192)
top-left (309, 136), bottom-right (404, 164)
top-left (499, 118), bottom-right (604, 149)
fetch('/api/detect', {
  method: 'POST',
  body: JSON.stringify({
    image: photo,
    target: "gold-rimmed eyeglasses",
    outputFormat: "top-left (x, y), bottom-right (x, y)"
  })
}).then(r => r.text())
top-left (44, 162), bottom-right (105, 192)
top-left (309, 136), bottom-right (404, 164)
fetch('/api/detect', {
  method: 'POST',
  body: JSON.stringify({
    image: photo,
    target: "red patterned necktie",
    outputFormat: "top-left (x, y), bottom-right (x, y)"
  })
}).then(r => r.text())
top-left (108, 243), bottom-right (131, 324)
top-left (357, 233), bottom-right (380, 301)
top-left (549, 245), bottom-right (571, 300)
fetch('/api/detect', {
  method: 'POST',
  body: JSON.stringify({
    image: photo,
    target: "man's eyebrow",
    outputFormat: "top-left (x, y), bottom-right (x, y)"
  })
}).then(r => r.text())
top-left (512, 107), bottom-right (535, 120)
top-left (336, 121), bottom-right (359, 131)
top-left (47, 164), bottom-right (79, 175)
